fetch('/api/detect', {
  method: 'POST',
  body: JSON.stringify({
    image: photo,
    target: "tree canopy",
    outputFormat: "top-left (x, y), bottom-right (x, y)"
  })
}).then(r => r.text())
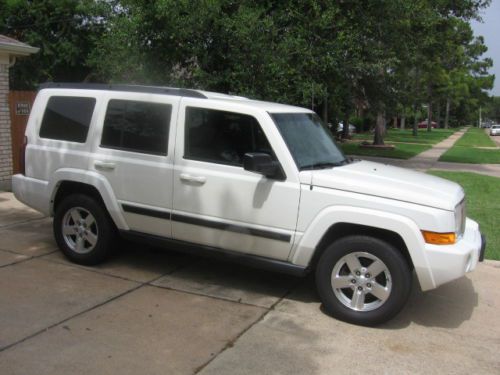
top-left (1, 0), bottom-right (495, 141)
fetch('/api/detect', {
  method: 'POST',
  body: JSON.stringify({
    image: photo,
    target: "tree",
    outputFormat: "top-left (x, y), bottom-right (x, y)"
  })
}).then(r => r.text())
top-left (0, 0), bottom-right (108, 89)
top-left (483, 96), bottom-right (500, 123)
top-left (413, 1), bottom-right (493, 131)
top-left (7, 0), bottom-right (489, 142)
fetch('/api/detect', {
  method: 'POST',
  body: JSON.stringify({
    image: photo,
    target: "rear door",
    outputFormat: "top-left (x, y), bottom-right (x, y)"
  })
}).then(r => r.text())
top-left (90, 92), bottom-right (179, 237)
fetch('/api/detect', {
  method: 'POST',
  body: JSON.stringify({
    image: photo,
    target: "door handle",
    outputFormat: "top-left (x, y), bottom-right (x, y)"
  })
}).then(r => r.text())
top-left (94, 161), bottom-right (116, 171)
top-left (180, 173), bottom-right (206, 184)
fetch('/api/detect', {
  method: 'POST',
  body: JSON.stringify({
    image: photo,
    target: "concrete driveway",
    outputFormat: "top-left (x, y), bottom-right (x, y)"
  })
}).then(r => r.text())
top-left (0, 191), bottom-right (499, 375)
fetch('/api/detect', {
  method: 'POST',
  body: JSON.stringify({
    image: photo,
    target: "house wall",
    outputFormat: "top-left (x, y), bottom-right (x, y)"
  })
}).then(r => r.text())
top-left (0, 53), bottom-right (12, 191)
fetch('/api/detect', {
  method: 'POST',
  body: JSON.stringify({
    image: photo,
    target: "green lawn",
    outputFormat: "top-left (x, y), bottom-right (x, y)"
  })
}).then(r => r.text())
top-left (439, 147), bottom-right (500, 164)
top-left (428, 171), bottom-right (499, 260)
top-left (340, 142), bottom-right (431, 159)
top-left (439, 127), bottom-right (500, 164)
top-left (453, 127), bottom-right (496, 147)
top-left (353, 128), bottom-right (455, 145)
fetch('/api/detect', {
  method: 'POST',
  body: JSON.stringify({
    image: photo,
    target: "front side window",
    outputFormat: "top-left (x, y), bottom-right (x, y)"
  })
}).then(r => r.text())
top-left (184, 107), bottom-right (274, 166)
top-left (101, 99), bottom-right (171, 155)
top-left (271, 113), bottom-right (347, 170)
top-left (39, 96), bottom-right (96, 142)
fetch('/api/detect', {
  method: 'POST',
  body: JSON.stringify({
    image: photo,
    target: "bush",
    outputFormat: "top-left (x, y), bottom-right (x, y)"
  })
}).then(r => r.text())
top-left (349, 116), bottom-right (365, 132)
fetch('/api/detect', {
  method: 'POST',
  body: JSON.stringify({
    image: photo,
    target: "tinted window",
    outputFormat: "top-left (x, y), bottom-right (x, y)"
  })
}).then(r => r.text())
top-left (185, 107), bottom-right (274, 166)
top-left (39, 96), bottom-right (96, 142)
top-left (101, 100), bottom-right (171, 155)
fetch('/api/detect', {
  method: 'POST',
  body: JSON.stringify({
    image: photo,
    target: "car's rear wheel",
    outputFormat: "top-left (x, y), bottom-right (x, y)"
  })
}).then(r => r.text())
top-left (54, 194), bottom-right (115, 265)
top-left (315, 235), bottom-right (412, 326)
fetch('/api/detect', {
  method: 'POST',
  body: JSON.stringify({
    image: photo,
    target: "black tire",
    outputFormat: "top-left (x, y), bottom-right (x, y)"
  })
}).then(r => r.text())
top-left (53, 194), bottom-right (116, 265)
top-left (315, 235), bottom-right (412, 326)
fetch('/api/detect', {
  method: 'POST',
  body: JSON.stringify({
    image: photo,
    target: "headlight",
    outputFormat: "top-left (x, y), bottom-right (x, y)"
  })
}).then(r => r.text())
top-left (455, 198), bottom-right (466, 238)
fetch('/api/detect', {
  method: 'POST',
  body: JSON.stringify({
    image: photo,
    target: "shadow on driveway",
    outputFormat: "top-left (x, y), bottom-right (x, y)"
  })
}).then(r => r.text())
top-left (82, 239), bottom-right (480, 329)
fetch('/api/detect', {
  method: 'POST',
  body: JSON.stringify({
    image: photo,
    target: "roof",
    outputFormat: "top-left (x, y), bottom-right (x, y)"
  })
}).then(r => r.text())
top-left (207, 96), bottom-right (312, 113)
top-left (39, 82), bottom-right (311, 113)
top-left (39, 82), bottom-right (207, 99)
top-left (0, 35), bottom-right (39, 56)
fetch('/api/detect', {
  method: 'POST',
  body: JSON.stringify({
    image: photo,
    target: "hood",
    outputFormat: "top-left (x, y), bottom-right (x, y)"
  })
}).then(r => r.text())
top-left (308, 160), bottom-right (464, 211)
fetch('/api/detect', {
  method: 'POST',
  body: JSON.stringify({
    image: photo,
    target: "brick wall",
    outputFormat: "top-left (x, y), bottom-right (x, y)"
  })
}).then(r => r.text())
top-left (0, 63), bottom-right (12, 191)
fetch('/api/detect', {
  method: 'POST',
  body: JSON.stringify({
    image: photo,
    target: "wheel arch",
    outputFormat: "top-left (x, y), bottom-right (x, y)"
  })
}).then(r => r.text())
top-left (309, 223), bottom-right (413, 271)
top-left (53, 181), bottom-right (105, 213)
top-left (48, 169), bottom-right (128, 230)
top-left (291, 206), bottom-right (436, 290)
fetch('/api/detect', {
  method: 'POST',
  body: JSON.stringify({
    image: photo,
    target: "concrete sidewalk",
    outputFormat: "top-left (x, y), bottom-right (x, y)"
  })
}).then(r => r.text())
top-left (356, 128), bottom-right (500, 178)
top-left (406, 128), bottom-right (468, 170)
top-left (1, 192), bottom-right (500, 374)
top-left (360, 154), bottom-right (500, 178)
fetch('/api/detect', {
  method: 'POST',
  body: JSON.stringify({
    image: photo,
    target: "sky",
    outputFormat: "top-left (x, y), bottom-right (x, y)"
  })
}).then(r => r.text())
top-left (471, 0), bottom-right (500, 96)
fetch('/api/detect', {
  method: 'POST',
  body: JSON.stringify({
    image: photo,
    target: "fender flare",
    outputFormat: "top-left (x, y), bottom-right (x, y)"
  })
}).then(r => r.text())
top-left (48, 168), bottom-right (129, 230)
top-left (291, 205), bottom-right (435, 290)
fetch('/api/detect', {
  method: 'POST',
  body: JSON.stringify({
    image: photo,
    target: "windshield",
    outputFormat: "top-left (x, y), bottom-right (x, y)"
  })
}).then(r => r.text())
top-left (271, 112), bottom-right (347, 170)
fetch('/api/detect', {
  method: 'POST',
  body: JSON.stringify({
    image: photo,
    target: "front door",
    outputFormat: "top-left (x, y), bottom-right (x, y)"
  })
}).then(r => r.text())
top-left (172, 101), bottom-right (300, 261)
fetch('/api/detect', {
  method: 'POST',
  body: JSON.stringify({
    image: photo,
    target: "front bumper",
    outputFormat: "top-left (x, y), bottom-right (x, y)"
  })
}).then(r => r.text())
top-left (419, 218), bottom-right (484, 290)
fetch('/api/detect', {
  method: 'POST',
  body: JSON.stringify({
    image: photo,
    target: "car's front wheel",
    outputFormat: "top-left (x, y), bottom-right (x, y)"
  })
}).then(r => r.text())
top-left (315, 235), bottom-right (412, 326)
top-left (54, 194), bottom-right (115, 265)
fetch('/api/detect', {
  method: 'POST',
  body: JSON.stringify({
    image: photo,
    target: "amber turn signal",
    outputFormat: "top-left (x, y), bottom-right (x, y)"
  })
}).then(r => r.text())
top-left (422, 231), bottom-right (456, 245)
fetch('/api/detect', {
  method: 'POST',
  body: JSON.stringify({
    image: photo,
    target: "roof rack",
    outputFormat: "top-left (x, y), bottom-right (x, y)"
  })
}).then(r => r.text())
top-left (38, 82), bottom-right (208, 99)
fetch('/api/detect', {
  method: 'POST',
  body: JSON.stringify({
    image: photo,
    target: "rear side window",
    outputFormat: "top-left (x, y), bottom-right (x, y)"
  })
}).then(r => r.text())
top-left (101, 99), bottom-right (171, 155)
top-left (184, 107), bottom-right (274, 166)
top-left (39, 96), bottom-right (96, 142)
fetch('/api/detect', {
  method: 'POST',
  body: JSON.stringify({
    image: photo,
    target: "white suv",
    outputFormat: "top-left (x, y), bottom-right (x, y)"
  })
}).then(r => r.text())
top-left (13, 83), bottom-right (485, 326)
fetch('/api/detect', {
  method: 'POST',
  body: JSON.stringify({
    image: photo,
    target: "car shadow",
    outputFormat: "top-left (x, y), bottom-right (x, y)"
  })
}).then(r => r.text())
top-left (290, 272), bottom-right (479, 329)
top-left (92, 240), bottom-right (479, 329)
top-left (113, 239), bottom-right (309, 305)
top-left (381, 276), bottom-right (478, 329)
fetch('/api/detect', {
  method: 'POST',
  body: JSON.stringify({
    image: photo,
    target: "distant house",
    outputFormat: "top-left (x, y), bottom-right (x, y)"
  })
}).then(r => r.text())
top-left (0, 35), bottom-right (38, 191)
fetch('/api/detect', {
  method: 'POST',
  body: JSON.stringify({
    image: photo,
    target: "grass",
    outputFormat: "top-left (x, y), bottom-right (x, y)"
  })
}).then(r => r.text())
top-left (453, 127), bottom-right (496, 147)
top-left (343, 128), bottom-right (454, 159)
top-left (352, 128), bottom-right (455, 145)
top-left (439, 148), bottom-right (500, 164)
top-left (340, 142), bottom-right (431, 159)
top-left (439, 127), bottom-right (500, 164)
top-left (428, 171), bottom-right (499, 260)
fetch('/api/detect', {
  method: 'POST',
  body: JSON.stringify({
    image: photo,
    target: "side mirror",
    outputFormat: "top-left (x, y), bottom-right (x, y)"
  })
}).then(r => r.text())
top-left (243, 153), bottom-right (285, 180)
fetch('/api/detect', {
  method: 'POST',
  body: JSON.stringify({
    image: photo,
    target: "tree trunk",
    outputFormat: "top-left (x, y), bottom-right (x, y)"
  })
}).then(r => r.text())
top-left (393, 116), bottom-right (398, 129)
top-left (436, 101), bottom-right (441, 128)
top-left (401, 116), bottom-right (406, 130)
top-left (427, 84), bottom-right (433, 132)
top-left (427, 102), bottom-right (433, 132)
top-left (412, 102), bottom-right (419, 136)
top-left (342, 112), bottom-right (350, 139)
top-left (444, 97), bottom-right (450, 129)
top-left (332, 115), bottom-right (339, 136)
top-left (322, 95), bottom-right (328, 124)
top-left (374, 110), bottom-right (385, 145)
